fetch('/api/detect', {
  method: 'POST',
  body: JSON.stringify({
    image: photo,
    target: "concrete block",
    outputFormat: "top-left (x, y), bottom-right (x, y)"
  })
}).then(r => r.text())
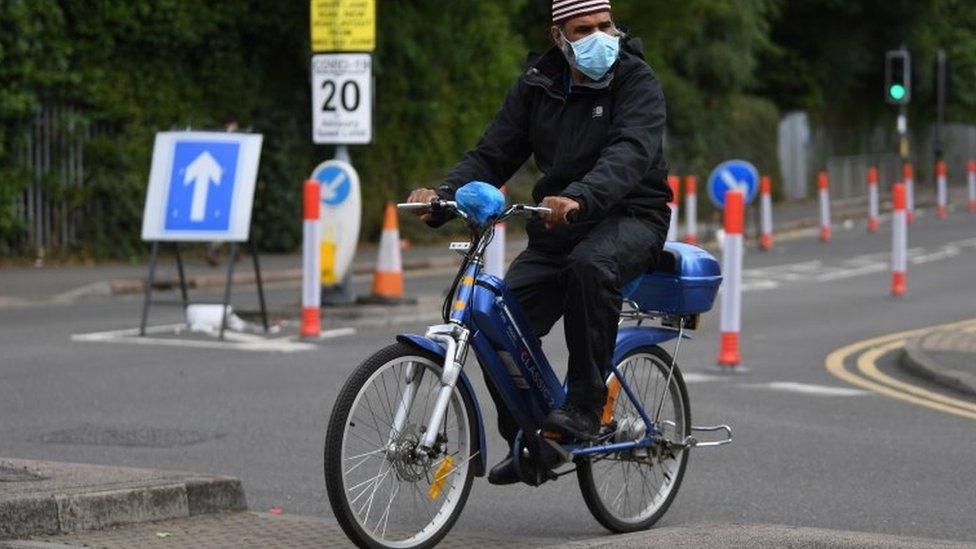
top-left (0, 497), bottom-right (59, 538)
top-left (55, 484), bottom-right (188, 532)
top-left (185, 477), bottom-right (247, 516)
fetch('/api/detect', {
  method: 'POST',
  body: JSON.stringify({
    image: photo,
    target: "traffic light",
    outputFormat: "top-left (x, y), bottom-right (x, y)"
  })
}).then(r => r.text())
top-left (885, 50), bottom-right (911, 105)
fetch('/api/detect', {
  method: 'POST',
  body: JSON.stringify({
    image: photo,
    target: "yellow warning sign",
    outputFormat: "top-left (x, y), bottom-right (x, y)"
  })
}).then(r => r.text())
top-left (310, 0), bottom-right (376, 52)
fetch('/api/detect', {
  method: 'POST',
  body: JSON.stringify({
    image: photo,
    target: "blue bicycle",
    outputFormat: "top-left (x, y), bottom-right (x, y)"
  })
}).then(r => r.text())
top-left (325, 182), bottom-right (732, 548)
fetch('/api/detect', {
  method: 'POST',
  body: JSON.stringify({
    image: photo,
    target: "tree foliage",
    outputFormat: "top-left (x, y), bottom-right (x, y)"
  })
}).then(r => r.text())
top-left (2, 0), bottom-right (976, 256)
top-left (354, 0), bottom-right (528, 238)
top-left (757, 0), bottom-right (976, 143)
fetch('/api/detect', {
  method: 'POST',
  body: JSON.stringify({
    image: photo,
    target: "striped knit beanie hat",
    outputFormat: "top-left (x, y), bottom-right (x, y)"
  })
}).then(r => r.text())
top-left (552, 0), bottom-right (612, 24)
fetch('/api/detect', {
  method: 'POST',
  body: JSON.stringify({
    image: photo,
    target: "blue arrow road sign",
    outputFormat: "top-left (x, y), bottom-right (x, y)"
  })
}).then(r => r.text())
top-left (707, 160), bottom-right (760, 209)
top-left (314, 164), bottom-right (353, 207)
top-left (142, 132), bottom-right (263, 242)
top-left (164, 141), bottom-right (240, 231)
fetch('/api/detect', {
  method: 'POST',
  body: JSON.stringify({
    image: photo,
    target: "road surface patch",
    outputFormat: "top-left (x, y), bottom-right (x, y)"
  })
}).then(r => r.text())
top-left (743, 236), bottom-right (976, 292)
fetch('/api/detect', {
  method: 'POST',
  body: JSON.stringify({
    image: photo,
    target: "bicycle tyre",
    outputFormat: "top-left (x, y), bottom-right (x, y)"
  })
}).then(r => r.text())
top-left (324, 342), bottom-right (477, 549)
top-left (576, 344), bottom-right (691, 533)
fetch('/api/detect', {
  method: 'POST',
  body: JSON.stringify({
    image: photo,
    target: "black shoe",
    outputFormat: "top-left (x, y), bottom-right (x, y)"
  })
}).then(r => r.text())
top-left (487, 455), bottom-right (520, 485)
top-left (542, 403), bottom-right (600, 442)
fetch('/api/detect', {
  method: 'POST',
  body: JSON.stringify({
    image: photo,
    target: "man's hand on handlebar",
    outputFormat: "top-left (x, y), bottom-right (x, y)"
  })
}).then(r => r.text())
top-left (539, 196), bottom-right (580, 230)
top-left (406, 188), bottom-right (439, 222)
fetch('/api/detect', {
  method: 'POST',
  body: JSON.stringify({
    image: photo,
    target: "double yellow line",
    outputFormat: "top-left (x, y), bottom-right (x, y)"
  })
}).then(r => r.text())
top-left (825, 318), bottom-right (976, 421)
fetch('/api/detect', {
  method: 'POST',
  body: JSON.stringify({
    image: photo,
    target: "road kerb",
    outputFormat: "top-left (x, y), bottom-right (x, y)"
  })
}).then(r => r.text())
top-left (0, 459), bottom-right (246, 540)
top-left (901, 337), bottom-right (976, 399)
top-left (825, 319), bottom-right (976, 421)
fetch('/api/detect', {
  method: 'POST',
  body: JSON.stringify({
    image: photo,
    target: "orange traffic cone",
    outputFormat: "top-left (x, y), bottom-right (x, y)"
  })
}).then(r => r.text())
top-left (359, 204), bottom-right (415, 305)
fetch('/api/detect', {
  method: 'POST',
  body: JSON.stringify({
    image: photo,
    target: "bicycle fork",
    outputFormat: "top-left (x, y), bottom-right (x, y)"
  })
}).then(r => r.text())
top-left (388, 323), bottom-right (470, 455)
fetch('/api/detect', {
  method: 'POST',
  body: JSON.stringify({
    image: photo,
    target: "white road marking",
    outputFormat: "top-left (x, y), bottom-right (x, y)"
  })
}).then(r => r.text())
top-left (812, 262), bottom-right (887, 282)
top-left (911, 244), bottom-right (960, 264)
top-left (742, 382), bottom-right (869, 397)
top-left (682, 373), bottom-right (733, 383)
top-left (70, 323), bottom-right (354, 353)
top-left (741, 279), bottom-right (780, 292)
top-left (319, 327), bottom-right (358, 339)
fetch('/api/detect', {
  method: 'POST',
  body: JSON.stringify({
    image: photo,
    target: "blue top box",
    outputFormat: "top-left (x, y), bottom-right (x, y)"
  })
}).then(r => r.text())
top-left (625, 242), bottom-right (723, 315)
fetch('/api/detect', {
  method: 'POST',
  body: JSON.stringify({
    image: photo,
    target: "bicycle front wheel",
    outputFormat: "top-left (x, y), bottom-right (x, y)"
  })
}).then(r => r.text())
top-left (324, 343), bottom-right (476, 549)
top-left (576, 344), bottom-right (691, 533)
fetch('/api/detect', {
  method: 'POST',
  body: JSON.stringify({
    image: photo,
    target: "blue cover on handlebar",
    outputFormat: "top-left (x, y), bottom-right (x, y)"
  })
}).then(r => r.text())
top-left (456, 181), bottom-right (506, 225)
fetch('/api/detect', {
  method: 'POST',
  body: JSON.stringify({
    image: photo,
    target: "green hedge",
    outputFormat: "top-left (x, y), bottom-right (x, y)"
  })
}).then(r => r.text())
top-left (5, 1), bottom-right (975, 258)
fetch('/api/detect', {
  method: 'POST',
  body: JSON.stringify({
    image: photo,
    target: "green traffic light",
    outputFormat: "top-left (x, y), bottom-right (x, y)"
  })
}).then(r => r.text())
top-left (889, 84), bottom-right (906, 100)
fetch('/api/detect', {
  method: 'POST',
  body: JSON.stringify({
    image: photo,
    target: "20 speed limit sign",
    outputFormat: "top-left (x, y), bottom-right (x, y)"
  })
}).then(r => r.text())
top-left (312, 54), bottom-right (372, 144)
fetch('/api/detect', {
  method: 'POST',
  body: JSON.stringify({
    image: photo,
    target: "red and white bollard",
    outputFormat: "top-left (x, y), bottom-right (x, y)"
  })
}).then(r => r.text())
top-left (759, 175), bottom-right (773, 251)
top-left (936, 160), bottom-right (948, 219)
top-left (667, 175), bottom-right (680, 241)
top-left (969, 159), bottom-right (976, 214)
top-left (867, 167), bottom-right (879, 232)
top-left (684, 175), bottom-right (698, 245)
top-left (718, 189), bottom-right (744, 368)
top-left (891, 182), bottom-right (908, 297)
top-left (818, 171), bottom-right (832, 242)
top-left (904, 162), bottom-right (915, 223)
top-left (485, 185), bottom-right (507, 278)
top-left (301, 179), bottom-right (322, 338)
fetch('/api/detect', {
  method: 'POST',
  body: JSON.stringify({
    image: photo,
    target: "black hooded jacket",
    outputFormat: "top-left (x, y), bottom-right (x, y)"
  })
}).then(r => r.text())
top-left (435, 35), bottom-right (670, 234)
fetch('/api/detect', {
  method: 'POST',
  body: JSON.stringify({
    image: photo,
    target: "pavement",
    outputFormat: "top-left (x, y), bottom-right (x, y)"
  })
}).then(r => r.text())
top-left (4, 515), bottom-right (974, 548)
top-left (3, 189), bottom-right (976, 547)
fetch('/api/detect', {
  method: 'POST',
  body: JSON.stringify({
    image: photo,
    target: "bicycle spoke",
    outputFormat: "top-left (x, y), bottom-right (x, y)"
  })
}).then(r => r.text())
top-left (586, 350), bottom-right (687, 526)
top-left (375, 482), bottom-right (401, 538)
top-left (359, 461), bottom-right (392, 523)
top-left (344, 451), bottom-right (383, 476)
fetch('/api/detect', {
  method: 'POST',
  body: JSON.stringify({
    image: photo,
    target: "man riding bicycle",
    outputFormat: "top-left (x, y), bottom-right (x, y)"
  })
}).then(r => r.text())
top-left (407, 0), bottom-right (670, 485)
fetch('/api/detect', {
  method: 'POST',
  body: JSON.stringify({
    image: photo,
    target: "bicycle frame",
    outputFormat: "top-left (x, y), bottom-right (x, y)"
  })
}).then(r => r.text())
top-left (393, 222), bottom-right (690, 474)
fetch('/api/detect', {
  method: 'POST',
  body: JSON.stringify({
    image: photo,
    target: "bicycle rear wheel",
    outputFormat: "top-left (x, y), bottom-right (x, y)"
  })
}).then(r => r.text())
top-left (324, 343), bottom-right (476, 549)
top-left (576, 344), bottom-right (691, 533)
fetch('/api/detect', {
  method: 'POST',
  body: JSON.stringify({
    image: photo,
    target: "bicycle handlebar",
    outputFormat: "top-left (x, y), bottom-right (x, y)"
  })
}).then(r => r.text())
top-left (396, 200), bottom-right (554, 222)
top-left (396, 201), bottom-right (451, 211)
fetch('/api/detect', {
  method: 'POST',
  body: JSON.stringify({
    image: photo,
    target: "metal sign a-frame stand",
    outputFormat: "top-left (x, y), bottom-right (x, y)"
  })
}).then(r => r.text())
top-left (139, 239), bottom-right (269, 340)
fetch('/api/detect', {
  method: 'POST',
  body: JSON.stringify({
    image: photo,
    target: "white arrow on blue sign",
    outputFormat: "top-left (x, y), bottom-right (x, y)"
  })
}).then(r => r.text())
top-left (142, 132), bottom-right (263, 242)
top-left (707, 159), bottom-right (760, 208)
top-left (183, 150), bottom-right (224, 222)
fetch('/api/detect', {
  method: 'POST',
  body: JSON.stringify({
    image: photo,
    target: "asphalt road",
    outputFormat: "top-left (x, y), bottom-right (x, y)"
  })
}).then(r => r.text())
top-left (2, 208), bottom-right (976, 546)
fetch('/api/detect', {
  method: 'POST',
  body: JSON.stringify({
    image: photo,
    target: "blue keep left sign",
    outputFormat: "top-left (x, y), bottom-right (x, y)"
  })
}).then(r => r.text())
top-left (142, 132), bottom-right (264, 242)
top-left (707, 159), bottom-right (760, 208)
top-left (164, 141), bottom-right (239, 231)
top-left (315, 164), bottom-right (352, 207)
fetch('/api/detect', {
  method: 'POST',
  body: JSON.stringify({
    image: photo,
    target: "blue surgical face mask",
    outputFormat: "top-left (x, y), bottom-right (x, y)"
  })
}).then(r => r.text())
top-left (560, 29), bottom-right (620, 81)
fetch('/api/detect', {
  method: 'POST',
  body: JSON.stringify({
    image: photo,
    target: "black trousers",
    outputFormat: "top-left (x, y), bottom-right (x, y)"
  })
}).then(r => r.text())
top-left (485, 213), bottom-right (668, 446)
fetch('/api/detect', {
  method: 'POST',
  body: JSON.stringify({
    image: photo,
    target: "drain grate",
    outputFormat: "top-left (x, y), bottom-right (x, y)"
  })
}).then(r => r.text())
top-left (37, 425), bottom-right (224, 448)
top-left (0, 465), bottom-right (46, 482)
